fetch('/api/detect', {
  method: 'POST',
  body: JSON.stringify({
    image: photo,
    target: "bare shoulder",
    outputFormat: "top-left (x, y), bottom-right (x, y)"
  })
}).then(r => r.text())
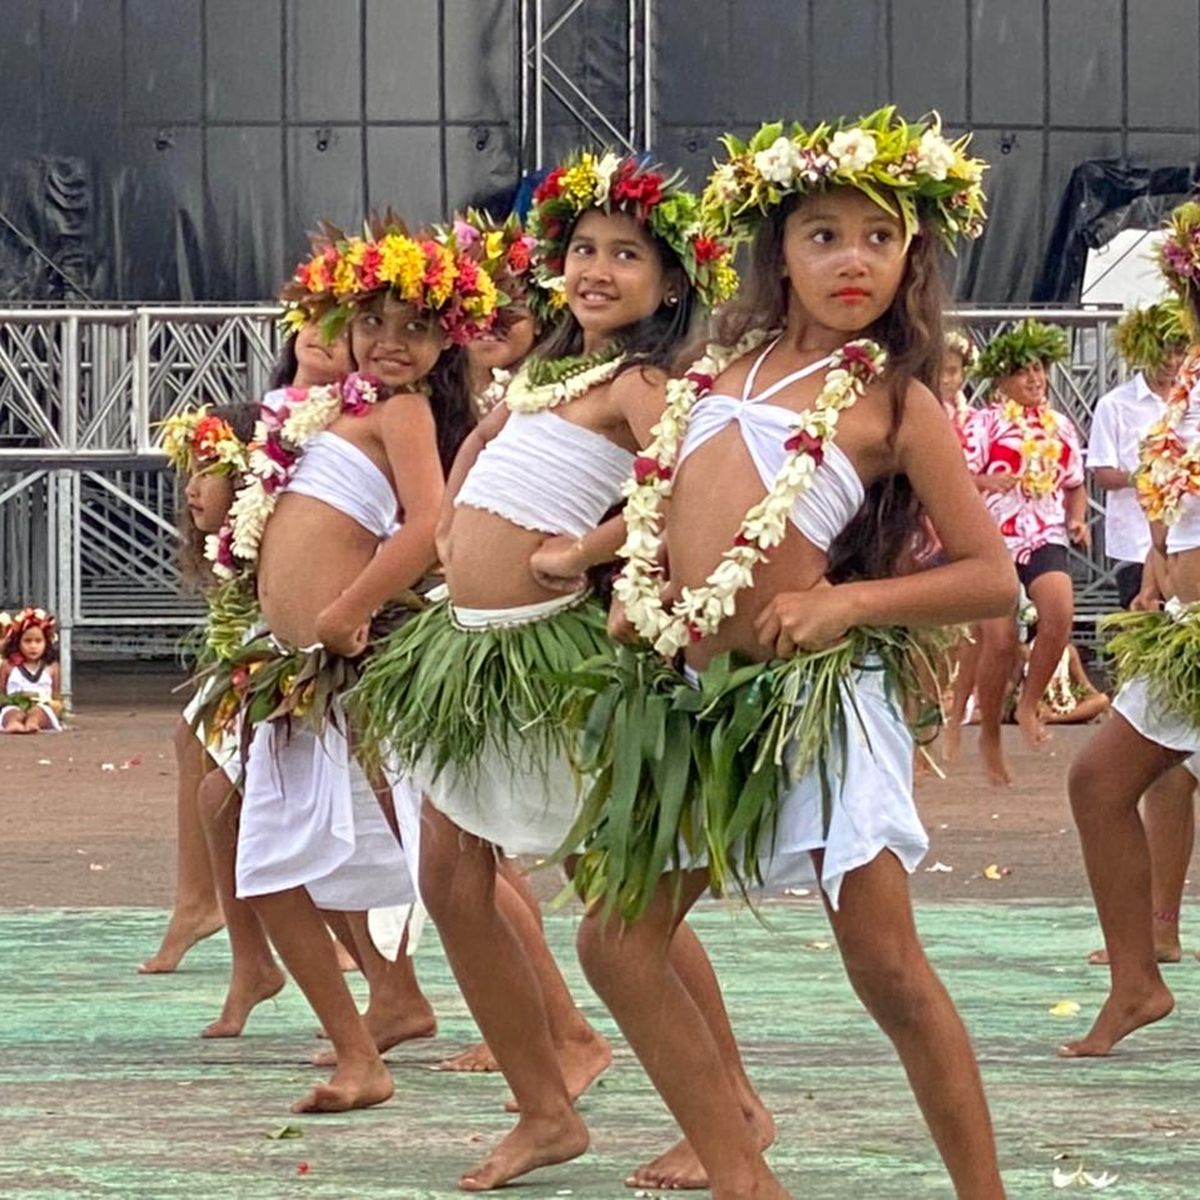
top-left (378, 389), bottom-right (436, 429)
top-left (608, 363), bottom-right (669, 402)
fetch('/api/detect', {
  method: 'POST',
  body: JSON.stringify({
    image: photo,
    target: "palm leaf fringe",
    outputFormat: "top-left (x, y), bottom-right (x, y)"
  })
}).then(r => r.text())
top-left (1102, 608), bottom-right (1200, 728)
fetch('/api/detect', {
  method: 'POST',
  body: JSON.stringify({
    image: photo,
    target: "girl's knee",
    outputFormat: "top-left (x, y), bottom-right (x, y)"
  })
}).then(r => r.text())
top-left (843, 944), bottom-right (940, 1030)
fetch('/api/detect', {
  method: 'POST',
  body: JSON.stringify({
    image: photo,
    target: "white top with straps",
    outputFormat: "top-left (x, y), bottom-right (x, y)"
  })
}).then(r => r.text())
top-left (677, 339), bottom-right (865, 552)
top-left (456, 409), bottom-right (634, 538)
top-left (284, 431), bottom-right (398, 540)
top-left (5, 663), bottom-right (54, 704)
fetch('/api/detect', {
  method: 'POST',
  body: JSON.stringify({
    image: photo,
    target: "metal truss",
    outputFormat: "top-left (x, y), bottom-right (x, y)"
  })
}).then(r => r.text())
top-left (519, 0), bottom-right (654, 166)
top-left (0, 302), bottom-right (1136, 696)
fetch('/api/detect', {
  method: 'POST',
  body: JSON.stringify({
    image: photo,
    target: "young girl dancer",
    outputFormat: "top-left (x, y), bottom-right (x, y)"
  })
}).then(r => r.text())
top-left (353, 152), bottom-right (738, 1190)
top-left (569, 111), bottom-right (1010, 1199)
top-left (964, 320), bottom-right (1087, 784)
top-left (1065, 200), bottom-right (1200, 1055)
top-left (195, 219), bottom-right (502, 1111)
top-left (0, 608), bottom-right (63, 733)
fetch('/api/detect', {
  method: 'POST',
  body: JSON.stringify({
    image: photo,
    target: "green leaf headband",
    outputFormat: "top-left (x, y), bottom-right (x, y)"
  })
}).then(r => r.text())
top-left (701, 106), bottom-right (988, 251)
top-left (1114, 298), bottom-right (1190, 373)
top-left (973, 319), bottom-right (1069, 383)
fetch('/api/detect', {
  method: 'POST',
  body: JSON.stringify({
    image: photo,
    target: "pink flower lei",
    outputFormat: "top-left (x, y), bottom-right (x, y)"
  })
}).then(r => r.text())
top-left (614, 334), bottom-right (888, 657)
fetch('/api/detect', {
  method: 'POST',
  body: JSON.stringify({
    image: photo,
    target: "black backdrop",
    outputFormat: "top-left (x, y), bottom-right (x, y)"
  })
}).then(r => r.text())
top-left (3, 0), bottom-right (1199, 304)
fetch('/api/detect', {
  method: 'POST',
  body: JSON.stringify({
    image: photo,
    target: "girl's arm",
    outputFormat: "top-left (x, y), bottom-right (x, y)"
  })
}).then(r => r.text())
top-left (49, 662), bottom-right (61, 698)
top-left (757, 383), bottom-right (1018, 654)
top-left (316, 396), bottom-right (445, 655)
top-left (1064, 484), bottom-right (1090, 547)
top-left (435, 403), bottom-right (511, 559)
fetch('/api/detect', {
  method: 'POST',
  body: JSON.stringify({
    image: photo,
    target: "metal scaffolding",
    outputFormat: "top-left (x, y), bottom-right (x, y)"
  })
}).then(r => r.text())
top-left (519, 0), bottom-right (654, 165)
top-left (0, 301), bottom-right (1136, 698)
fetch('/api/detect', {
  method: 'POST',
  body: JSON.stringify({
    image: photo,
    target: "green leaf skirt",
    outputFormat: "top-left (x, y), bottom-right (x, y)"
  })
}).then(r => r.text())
top-left (1103, 606), bottom-right (1200, 729)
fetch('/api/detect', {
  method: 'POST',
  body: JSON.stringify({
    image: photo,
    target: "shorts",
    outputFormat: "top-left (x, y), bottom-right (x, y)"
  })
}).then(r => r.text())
top-left (1016, 543), bottom-right (1069, 591)
top-left (1115, 561), bottom-right (1143, 610)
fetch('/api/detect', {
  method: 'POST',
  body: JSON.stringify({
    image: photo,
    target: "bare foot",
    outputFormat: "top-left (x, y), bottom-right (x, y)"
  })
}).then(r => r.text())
top-left (291, 1054), bottom-right (394, 1113)
top-left (504, 1027), bottom-right (612, 1112)
top-left (138, 908), bottom-right (224, 973)
top-left (201, 964), bottom-right (286, 1037)
top-left (1015, 701), bottom-right (1050, 751)
top-left (1057, 983), bottom-right (1175, 1057)
top-left (459, 1112), bottom-right (589, 1191)
top-left (312, 1001), bottom-right (436, 1065)
top-left (979, 728), bottom-right (1012, 788)
top-left (626, 1099), bottom-right (775, 1190)
top-left (435, 1042), bottom-right (500, 1073)
top-left (1088, 940), bottom-right (1182, 966)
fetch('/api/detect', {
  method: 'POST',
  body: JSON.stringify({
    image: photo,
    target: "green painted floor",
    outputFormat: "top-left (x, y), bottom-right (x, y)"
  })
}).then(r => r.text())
top-left (2, 903), bottom-right (1198, 1198)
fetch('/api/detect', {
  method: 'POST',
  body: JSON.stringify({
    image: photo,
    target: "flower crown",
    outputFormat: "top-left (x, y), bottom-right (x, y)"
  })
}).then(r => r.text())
top-left (973, 319), bottom-right (1069, 383)
top-left (279, 213), bottom-right (504, 344)
top-left (1, 606), bottom-right (57, 655)
top-left (159, 407), bottom-right (248, 475)
top-left (1158, 200), bottom-right (1200, 300)
top-left (440, 210), bottom-right (557, 323)
top-left (1114, 298), bottom-right (1191, 373)
top-left (943, 327), bottom-right (977, 367)
top-left (702, 107), bottom-right (987, 250)
top-left (529, 150), bottom-right (739, 310)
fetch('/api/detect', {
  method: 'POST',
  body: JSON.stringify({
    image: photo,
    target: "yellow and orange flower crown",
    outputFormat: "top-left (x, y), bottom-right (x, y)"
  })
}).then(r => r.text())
top-left (529, 150), bottom-right (739, 310)
top-left (279, 212), bottom-right (505, 344)
top-left (159, 406), bottom-right (248, 476)
top-left (702, 107), bottom-right (987, 251)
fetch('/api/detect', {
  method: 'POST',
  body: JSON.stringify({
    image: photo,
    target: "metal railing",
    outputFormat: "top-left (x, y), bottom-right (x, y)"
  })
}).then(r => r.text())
top-left (0, 302), bottom-right (1133, 696)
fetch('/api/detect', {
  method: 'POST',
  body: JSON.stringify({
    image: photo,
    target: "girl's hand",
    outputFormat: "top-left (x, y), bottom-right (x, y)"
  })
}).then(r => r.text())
top-left (754, 580), bottom-right (857, 657)
top-left (1067, 517), bottom-right (1091, 549)
top-left (979, 472), bottom-right (1018, 494)
top-left (530, 536), bottom-right (588, 594)
top-left (1130, 588), bottom-right (1162, 613)
top-left (607, 596), bottom-right (639, 643)
top-left (316, 596), bottom-right (370, 658)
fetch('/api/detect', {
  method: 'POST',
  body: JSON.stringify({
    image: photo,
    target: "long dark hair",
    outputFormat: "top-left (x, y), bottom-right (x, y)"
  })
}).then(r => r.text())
top-left (426, 345), bottom-right (478, 474)
top-left (177, 402), bottom-right (258, 591)
top-left (711, 193), bottom-right (947, 581)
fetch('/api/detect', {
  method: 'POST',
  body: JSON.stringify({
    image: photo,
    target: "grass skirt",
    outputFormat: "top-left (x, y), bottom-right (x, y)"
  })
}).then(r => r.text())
top-left (563, 626), bottom-right (945, 920)
top-left (350, 593), bottom-right (610, 853)
top-left (1104, 603), bottom-right (1200, 737)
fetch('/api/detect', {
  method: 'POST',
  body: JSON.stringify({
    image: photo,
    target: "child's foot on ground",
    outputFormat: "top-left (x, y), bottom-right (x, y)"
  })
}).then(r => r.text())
top-left (138, 907), bottom-right (224, 973)
top-left (311, 1001), bottom-right (436, 1065)
top-left (1015, 701), bottom-right (1050, 751)
top-left (1088, 939), bottom-right (1182, 966)
top-left (291, 1055), bottom-right (394, 1113)
top-left (435, 1042), bottom-right (499, 1073)
top-left (504, 1026), bottom-right (612, 1112)
top-left (979, 727), bottom-right (1013, 787)
top-left (458, 1112), bottom-right (589, 1192)
top-left (625, 1098), bottom-right (775, 1190)
top-left (201, 963), bottom-right (286, 1037)
top-left (1057, 982), bottom-right (1175, 1057)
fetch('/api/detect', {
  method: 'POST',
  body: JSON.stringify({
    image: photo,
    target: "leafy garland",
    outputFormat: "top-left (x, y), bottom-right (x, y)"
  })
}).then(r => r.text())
top-left (614, 333), bottom-right (888, 657)
top-left (1135, 349), bottom-right (1200, 524)
top-left (503, 348), bottom-right (626, 414)
top-left (159, 407), bottom-right (248, 476)
top-left (1114, 298), bottom-right (1189, 374)
top-left (998, 398), bottom-right (1065, 499)
top-left (973, 319), bottom-right (1069, 383)
top-left (207, 373), bottom-right (386, 579)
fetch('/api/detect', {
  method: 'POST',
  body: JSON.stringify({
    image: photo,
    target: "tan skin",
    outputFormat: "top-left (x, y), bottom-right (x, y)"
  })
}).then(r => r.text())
top-left (465, 306), bottom-right (538, 401)
top-left (1066, 486), bottom-right (1200, 1053)
top-left (582, 190), bottom-right (1014, 1200)
top-left (427, 208), bottom-right (689, 1193)
top-left (970, 358), bottom-right (1089, 785)
top-left (1, 626), bottom-right (61, 733)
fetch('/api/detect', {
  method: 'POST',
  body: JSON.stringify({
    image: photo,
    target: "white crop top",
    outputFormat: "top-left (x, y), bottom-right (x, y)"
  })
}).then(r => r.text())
top-left (456, 409), bottom-right (634, 538)
top-left (284, 431), bottom-right (398, 539)
top-left (677, 339), bottom-right (865, 552)
top-left (1168, 375), bottom-right (1200, 555)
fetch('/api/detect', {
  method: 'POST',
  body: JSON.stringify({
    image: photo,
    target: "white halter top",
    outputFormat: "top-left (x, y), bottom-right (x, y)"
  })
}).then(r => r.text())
top-left (677, 339), bottom-right (865, 551)
top-left (285, 431), bottom-right (398, 539)
top-left (456, 410), bottom-right (634, 538)
top-left (6, 662), bottom-right (53, 702)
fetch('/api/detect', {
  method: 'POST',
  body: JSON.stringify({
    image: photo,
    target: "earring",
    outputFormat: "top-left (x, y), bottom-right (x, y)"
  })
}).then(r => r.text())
top-left (665, 293), bottom-right (679, 307)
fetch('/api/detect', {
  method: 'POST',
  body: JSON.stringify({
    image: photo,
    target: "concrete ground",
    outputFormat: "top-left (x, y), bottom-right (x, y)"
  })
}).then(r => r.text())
top-left (2, 665), bottom-right (1199, 1197)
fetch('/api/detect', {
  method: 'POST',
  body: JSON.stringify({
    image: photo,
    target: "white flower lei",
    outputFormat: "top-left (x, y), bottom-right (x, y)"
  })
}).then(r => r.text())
top-left (206, 374), bottom-right (383, 578)
top-left (615, 333), bottom-right (888, 656)
top-left (474, 367), bottom-right (513, 418)
top-left (503, 353), bottom-right (626, 413)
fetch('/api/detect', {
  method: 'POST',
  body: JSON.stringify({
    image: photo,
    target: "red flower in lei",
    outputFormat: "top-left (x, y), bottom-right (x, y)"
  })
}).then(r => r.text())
top-left (633, 455), bottom-right (671, 485)
top-left (612, 162), bottom-right (664, 216)
top-left (692, 236), bottom-right (725, 265)
top-left (506, 240), bottom-right (532, 273)
top-left (359, 243), bottom-right (382, 290)
top-left (534, 167), bottom-right (566, 203)
top-left (784, 429), bottom-right (825, 466)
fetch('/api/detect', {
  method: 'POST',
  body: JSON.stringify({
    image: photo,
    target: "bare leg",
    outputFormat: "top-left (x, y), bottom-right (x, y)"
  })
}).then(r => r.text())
top-left (195, 769), bottom-right (285, 1037)
top-left (312, 910), bottom-right (435, 1064)
top-left (821, 850), bottom-right (1004, 1197)
top-left (248, 885), bottom-right (393, 1112)
top-left (1062, 714), bottom-right (1180, 1056)
top-left (139, 720), bottom-right (224, 973)
top-left (942, 631), bottom-right (980, 766)
top-left (626, 919), bottom-right (775, 1190)
top-left (1015, 572), bottom-right (1073, 749)
top-left (419, 800), bottom-right (587, 1191)
top-left (975, 615), bottom-right (1017, 786)
top-left (577, 871), bottom-right (786, 1200)
top-left (1088, 765), bottom-right (1195, 965)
